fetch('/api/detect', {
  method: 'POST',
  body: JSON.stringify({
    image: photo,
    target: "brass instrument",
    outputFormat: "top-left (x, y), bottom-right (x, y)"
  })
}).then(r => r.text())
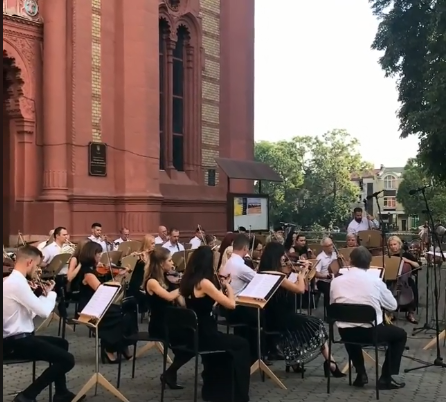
top-left (61, 240), bottom-right (76, 254)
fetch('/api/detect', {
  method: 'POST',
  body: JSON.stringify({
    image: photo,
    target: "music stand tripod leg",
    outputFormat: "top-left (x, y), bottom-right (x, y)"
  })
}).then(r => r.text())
top-left (135, 341), bottom-right (173, 363)
top-left (71, 373), bottom-right (129, 402)
top-left (35, 314), bottom-right (54, 333)
top-left (423, 330), bottom-right (445, 350)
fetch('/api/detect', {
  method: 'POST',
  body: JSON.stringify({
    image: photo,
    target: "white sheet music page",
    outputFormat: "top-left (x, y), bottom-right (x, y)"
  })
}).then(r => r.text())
top-left (80, 285), bottom-right (120, 319)
top-left (238, 274), bottom-right (280, 300)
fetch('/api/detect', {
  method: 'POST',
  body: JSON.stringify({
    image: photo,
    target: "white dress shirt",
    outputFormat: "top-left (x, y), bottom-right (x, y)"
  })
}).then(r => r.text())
top-left (316, 251), bottom-right (338, 282)
top-left (37, 240), bottom-right (49, 251)
top-left (154, 236), bottom-right (165, 245)
top-left (162, 241), bottom-right (185, 254)
top-left (3, 270), bottom-right (57, 337)
top-left (42, 242), bottom-right (69, 275)
top-left (330, 267), bottom-right (397, 328)
top-left (189, 236), bottom-right (202, 250)
top-left (88, 235), bottom-right (110, 252)
top-left (347, 217), bottom-right (379, 234)
top-left (113, 237), bottom-right (130, 250)
top-left (220, 254), bottom-right (256, 296)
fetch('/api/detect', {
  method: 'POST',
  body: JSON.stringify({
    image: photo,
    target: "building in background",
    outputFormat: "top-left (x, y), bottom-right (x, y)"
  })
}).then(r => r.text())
top-left (3, 0), bottom-right (254, 243)
top-left (351, 165), bottom-right (417, 231)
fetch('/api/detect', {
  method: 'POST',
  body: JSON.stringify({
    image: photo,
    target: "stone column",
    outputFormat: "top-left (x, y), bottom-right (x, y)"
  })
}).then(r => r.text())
top-left (40, 0), bottom-right (68, 201)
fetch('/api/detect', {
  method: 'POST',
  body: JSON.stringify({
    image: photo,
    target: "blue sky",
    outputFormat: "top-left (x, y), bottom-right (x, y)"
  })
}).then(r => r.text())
top-left (254, 0), bottom-right (419, 168)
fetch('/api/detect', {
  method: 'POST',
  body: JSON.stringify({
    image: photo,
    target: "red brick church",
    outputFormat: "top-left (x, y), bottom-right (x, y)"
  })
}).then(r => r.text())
top-left (3, 0), bottom-right (254, 244)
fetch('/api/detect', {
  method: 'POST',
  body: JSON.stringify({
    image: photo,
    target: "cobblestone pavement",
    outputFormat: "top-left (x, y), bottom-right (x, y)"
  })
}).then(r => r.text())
top-left (3, 267), bottom-right (446, 402)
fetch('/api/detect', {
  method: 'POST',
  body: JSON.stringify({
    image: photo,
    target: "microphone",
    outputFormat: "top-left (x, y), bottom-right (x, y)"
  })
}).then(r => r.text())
top-left (409, 185), bottom-right (431, 195)
top-left (366, 190), bottom-right (384, 200)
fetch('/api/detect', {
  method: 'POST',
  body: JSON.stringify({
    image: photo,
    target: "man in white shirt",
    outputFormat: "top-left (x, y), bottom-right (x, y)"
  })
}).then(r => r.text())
top-left (315, 237), bottom-right (337, 310)
top-left (330, 246), bottom-right (407, 390)
top-left (347, 207), bottom-right (379, 234)
top-left (154, 225), bottom-right (168, 244)
top-left (162, 228), bottom-right (185, 254)
top-left (189, 227), bottom-right (205, 249)
top-left (113, 227), bottom-right (130, 250)
top-left (3, 246), bottom-right (79, 402)
top-left (41, 226), bottom-right (69, 273)
top-left (88, 222), bottom-right (111, 252)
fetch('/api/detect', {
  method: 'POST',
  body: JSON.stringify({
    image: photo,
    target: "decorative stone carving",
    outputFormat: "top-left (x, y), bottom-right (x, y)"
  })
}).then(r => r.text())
top-left (3, 35), bottom-right (37, 84)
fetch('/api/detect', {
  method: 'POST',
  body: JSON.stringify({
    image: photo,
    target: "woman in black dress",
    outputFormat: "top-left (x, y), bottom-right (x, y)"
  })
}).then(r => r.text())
top-left (77, 241), bottom-right (137, 363)
top-left (259, 242), bottom-right (345, 377)
top-left (179, 246), bottom-right (251, 402)
top-left (144, 247), bottom-right (193, 389)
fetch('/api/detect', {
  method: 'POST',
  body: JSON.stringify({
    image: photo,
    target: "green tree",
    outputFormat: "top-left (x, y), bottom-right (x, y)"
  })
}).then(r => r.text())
top-left (397, 158), bottom-right (446, 223)
top-left (369, 0), bottom-right (446, 183)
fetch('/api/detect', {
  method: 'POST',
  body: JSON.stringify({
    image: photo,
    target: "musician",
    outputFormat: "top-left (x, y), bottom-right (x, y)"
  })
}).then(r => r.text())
top-left (40, 227), bottom-right (69, 269)
top-left (128, 234), bottom-right (155, 301)
top-left (189, 226), bottom-right (205, 249)
top-left (330, 246), bottom-right (407, 389)
top-left (113, 227), bottom-right (130, 249)
top-left (315, 237), bottom-right (337, 309)
top-left (388, 236), bottom-right (420, 324)
top-left (162, 228), bottom-right (185, 254)
top-left (258, 242), bottom-right (345, 377)
top-left (88, 222), bottom-right (112, 252)
top-left (144, 247), bottom-right (191, 389)
top-left (285, 233), bottom-right (312, 258)
top-left (219, 246), bottom-right (233, 273)
top-left (237, 226), bottom-right (247, 233)
top-left (78, 242), bottom-right (137, 363)
top-left (266, 225), bottom-right (284, 243)
top-left (346, 233), bottom-right (359, 248)
top-left (37, 229), bottom-right (54, 251)
top-left (179, 246), bottom-right (251, 402)
top-left (67, 239), bottom-right (90, 284)
top-left (154, 225), bottom-right (168, 244)
top-left (347, 207), bottom-right (379, 234)
top-left (3, 245), bottom-right (78, 402)
top-left (217, 232), bottom-right (236, 269)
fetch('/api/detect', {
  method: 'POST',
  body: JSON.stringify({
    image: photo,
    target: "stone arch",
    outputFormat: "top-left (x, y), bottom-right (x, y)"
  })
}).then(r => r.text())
top-left (176, 12), bottom-right (202, 47)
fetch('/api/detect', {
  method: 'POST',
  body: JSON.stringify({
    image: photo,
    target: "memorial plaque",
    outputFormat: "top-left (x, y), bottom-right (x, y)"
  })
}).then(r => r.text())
top-left (88, 142), bottom-right (107, 177)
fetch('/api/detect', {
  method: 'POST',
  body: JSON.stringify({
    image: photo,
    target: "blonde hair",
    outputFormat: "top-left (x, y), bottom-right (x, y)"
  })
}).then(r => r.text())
top-left (140, 234), bottom-right (155, 252)
top-left (346, 233), bottom-right (356, 240)
top-left (220, 246), bottom-right (233, 271)
top-left (143, 247), bottom-right (170, 289)
top-left (388, 235), bottom-right (402, 247)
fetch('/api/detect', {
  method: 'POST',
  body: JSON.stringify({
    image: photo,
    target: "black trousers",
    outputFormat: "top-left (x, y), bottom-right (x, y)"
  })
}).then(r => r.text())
top-left (4, 335), bottom-right (75, 399)
top-left (316, 280), bottom-right (331, 309)
top-left (338, 324), bottom-right (407, 378)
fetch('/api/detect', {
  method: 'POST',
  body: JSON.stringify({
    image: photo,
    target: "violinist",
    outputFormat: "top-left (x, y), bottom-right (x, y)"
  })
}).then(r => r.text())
top-left (3, 245), bottom-right (79, 402)
top-left (77, 242), bottom-right (137, 363)
top-left (330, 246), bottom-right (407, 390)
top-left (128, 234), bottom-right (155, 301)
top-left (66, 239), bottom-right (90, 293)
top-left (315, 237), bottom-right (338, 310)
top-left (346, 233), bottom-right (358, 248)
top-left (144, 247), bottom-right (191, 389)
top-left (387, 236), bottom-right (420, 324)
top-left (285, 233), bottom-right (313, 259)
top-left (217, 232), bottom-right (236, 269)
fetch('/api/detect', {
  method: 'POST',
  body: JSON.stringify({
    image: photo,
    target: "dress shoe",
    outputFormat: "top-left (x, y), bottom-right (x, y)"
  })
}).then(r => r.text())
top-left (160, 373), bottom-right (184, 390)
top-left (378, 377), bottom-right (406, 390)
top-left (53, 391), bottom-right (86, 402)
top-left (352, 373), bottom-right (369, 387)
top-left (13, 393), bottom-right (36, 402)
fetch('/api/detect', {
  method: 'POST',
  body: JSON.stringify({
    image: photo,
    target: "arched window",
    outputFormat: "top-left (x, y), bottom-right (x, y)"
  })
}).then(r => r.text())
top-left (384, 174), bottom-right (396, 189)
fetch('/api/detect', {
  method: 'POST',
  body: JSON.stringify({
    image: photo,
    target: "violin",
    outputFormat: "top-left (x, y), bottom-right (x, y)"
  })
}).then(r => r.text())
top-left (94, 263), bottom-right (128, 277)
top-left (165, 270), bottom-right (182, 286)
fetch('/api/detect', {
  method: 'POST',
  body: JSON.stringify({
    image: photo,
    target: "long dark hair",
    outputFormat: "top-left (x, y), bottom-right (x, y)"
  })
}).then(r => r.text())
top-left (284, 231), bottom-right (295, 251)
top-left (179, 246), bottom-right (215, 298)
top-left (258, 242), bottom-right (284, 272)
top-left (78, 241), bottom-right (103, 267)
top-left (143, 247), bottom-right (170, 288)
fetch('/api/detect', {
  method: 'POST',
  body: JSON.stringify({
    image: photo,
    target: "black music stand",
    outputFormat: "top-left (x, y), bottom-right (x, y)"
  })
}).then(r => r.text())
top-left (372, 194), bottom-right (389, 268)
top-left (404, 188), bottom-right (446, 372)
top-left (237, 272), bottom-right (286, 389)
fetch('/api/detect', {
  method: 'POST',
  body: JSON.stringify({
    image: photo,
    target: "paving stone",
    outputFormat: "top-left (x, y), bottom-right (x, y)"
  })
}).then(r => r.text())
top-left (3, 268), bottom-right (445, 402)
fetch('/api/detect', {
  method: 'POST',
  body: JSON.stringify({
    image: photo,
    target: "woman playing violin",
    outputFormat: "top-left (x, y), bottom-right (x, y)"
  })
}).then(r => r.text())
top-left (388, 236), bottom-right (420, 324)
top-left (284, 233), bottom-right (313, 259)
top-left (144, 247), bottom-right (190, 389)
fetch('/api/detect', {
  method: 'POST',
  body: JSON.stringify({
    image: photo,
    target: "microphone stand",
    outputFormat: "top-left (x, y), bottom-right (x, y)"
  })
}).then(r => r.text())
top-left (404, 188), bottom-right (446, 372)
top-left (371, 194), bottom-right (389, 269)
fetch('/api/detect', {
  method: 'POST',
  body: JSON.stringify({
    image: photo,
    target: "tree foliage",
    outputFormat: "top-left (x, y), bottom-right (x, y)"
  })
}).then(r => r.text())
top-left (397, 158), bottom-right (446, 224)
top-left (369, 0), bottom-right (446, 183)
top-left (255, 129), bottom-right (372, 228)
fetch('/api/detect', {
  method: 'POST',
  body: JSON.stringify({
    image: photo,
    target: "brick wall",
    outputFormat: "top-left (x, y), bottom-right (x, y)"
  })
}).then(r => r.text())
top-left (200, 0), bottom-right (220, 185)
top-left (91, 0), bottom-right (102, 142)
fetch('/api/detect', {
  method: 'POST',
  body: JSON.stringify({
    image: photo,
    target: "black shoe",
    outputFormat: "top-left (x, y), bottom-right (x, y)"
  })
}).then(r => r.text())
top-left (53, 391), bottom-right (86, 402)
top-left (160, 373), bottom-right (184, 390)
top-left (324, 360), bottom-right (346, 378)
top-left (101, 345), bottom-right (118, 364)
top-left (352, 373), bottom-right (369, 387)
top-left (378, 377), bottom-right (406, 390)
top-left (12, 393), bottom-right (36, 402)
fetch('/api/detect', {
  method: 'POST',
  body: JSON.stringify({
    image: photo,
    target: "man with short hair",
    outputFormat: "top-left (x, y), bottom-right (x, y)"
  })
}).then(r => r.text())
top-left (347, 207), bottom-right (379, 234)
top-left (162, 228), bottom-right (185, 254)
top-left (41, 227), bottom-right (69, 272)
top-left (88, 222), bottom-right (110, 252)
top-left (315, 236), bottom-right (337, 309)
top-left (330, 246), bottom-right (407, 390)
top-left (189, 227), bottom-right (205, 249)
top-left (155, 225), bottom-right (168, 245)
top-left (3, 246), bottom-right (80, 402)
top-left (113, 227), bottom-right (130, 250)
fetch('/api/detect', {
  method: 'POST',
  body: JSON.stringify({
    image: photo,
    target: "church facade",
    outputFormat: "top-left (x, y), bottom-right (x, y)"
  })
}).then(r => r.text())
top-left (3, 0), bottom-right (254, 243)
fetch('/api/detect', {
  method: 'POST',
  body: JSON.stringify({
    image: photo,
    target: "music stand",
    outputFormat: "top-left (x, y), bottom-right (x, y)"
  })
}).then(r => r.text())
top-left (237, 272), bottom-right (286, 389)
top-left (71, 283), bottom-right (129, 402)
top-left (36, 253), bottom-right (72, 333)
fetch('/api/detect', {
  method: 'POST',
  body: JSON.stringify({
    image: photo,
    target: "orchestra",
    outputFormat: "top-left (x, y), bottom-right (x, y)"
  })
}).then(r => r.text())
top-left (3, 209), bottom-right (432, 400)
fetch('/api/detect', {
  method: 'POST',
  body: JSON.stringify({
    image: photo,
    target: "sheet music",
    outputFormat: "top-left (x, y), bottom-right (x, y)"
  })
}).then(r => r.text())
top-left (238, 273), bottom-right (281, 299)
top-left (288, 272), bottom-right (298, 282)
top-left (80, 285), bottom-right (120, 319)
top-left (339, 267), bottom-right (383, 279)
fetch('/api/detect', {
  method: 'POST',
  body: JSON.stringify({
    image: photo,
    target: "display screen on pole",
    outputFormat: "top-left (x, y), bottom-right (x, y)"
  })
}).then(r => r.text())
top-left (228, 194), bottom-right (269, 231)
